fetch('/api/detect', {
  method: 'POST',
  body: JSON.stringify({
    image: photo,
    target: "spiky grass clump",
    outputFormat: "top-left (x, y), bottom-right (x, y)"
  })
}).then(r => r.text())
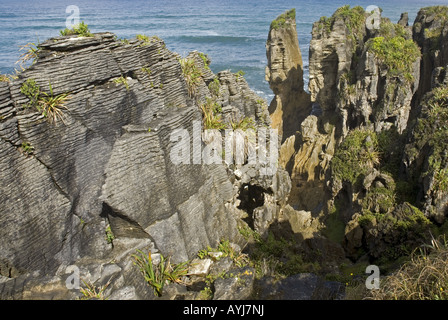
top-left (180, 58), bottom-right (202, 98)
top-left (132, 250), bottom-right (189, 297)
top-left (60, 21), bottom-right (93, 37)
top-left (369, 236), bottom-right (448, 300)
top-left (20, 79), bottom-right (70, 124)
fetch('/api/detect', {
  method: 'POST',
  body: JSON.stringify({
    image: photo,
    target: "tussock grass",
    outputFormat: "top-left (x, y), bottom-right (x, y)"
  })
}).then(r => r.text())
top-left (369, 235), bottom-right (448, 300)
top-left (180, 57), bottom-right (202, 98)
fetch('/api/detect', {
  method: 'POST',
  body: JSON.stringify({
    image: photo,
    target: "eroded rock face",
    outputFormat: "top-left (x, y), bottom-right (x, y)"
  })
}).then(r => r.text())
top-left (265, 9), bottom-right (311, 142)
top-left (0, 31), bottom-right (287, 299)
top-left (412, 6), bottom-right (448, 104)
top-left (266, 5), bottom-right (448, 268)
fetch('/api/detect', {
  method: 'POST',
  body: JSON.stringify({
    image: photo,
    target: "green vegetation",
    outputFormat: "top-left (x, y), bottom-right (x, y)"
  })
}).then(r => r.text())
top-left (234, 70), bottom-right (246, 80)
top-left (180, 57), bottom-right (202, 98)
top-left (238, 226), bottom-right (322, 279)
top-left (420, 5), bottom-right (448, 20)
top-left (208, 77), bottom-right (220, 97)
top-left (333, 5), bottom-right (366, 37)
top-left (369, 235), bottom-right (448, 300)
top-left (366, 35), bottom-right (420, 82)
top-left (411, 85), bottom-right (448, 194)
top-left (229, 116), bottom-right (256, 131)
top-left (362, 184), bottom-right (396, 215)
top-left (132, 250), bottom-right (189, 297)
top-left (200, 97), bottom-right (226, 130)
top-left (377, 19), bottom-right (409, 39)
top-left (322, 199), bottom-right (346, 243)
top-left (113, 75), bottom-right (129, 90)
top-left (38, 82), bottom-right (71, 123)
top-left (141, 66), bottom-right (151, 76)
top-left (20, 79), bottom-right (70, 124)
top-left (248, 232), bottom-right (320, 279)
top-left (20, 78), bottom-right (40, 109)
top-left (420, 6), bottom-right (448, 51)
top-left (135, 34), bottom-right (162, 47)
top-left (17, 42), bottom-right (39, 69)
top-left (105, 225), bottom-right (115, 244)
top-left (197, 239), bottom-right (249, 268)
top-left (270, 8), bottom-right (296, 30)
top-left (198, 52), bottom-right (210, 70)
top-left (20, 142), bottom-right (34, 156)
top-left (136, 34), bottom-right (150, 43)
top-left (60, 21), bottom-right (93, 37)
top-left (79, 280), bottom-right (109, 300)
top-left (339, 71), bottom-right (356, 99)
top-left (331, 129), bottom-right (380, 186)
top-left (318, 5), bottom-right (366, 44)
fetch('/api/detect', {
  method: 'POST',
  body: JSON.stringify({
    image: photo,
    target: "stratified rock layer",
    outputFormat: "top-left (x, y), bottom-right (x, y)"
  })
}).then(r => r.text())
top-left (0, 32), bottom-right (291, 299)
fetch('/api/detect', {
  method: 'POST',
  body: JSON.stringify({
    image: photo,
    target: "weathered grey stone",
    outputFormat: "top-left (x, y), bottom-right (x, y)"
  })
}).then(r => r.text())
top-left (0, 29), bottom-right (276, 299)
top-left (256, 273), bottom-right (344, 300)
top-left (213, 267), bottom-right (255, 300)
top-left (189, 258), bottom-right (213, 276)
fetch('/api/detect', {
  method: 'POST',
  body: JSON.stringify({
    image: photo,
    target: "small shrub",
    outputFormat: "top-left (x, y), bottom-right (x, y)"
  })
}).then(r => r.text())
top-left (412, 85), bottom-right (448, 193)
top-left (20, 142), bottom-right (34, 156)
top-left (132, 250), bottom-right (189, 297)
top-left (20, 79), bottom-right (70, 124)
top-left (37, 82), bottom-right (70, 124)
top-left (113, 75), bottom-right (129, 90)
top-left (79, 280), bottom-right (109, 300)
top-left (20, 78), bottom-right (40, 109)
top-left (234, 70), bottom-right (246, 80)
top-left (16, 42), bottom-right (39, 69)
top-left (60, 21), bottom-right (93, 37)
top-left (208, 77), bottom-right (220, 97)
top-left (197, 239), bottom-right (249, 268)
top-left (369, 236), bottom-right (448, 300)
top-left (270, 9), bottom-right (296, 30)
top-left (318, 5), bottom-right (366, 45)
top-left (366, 35), bottom-right (420, 82)
top-left (105, 225), bottom-right (115, 244)
top-left (141, 66), bottom-right (151, 76)
top-left (229, 116), bottom-right (256, 131)
top-left (200, 97), bottom-right (226, 130)
top-left (136, 34), bottom-right (150, 43)
top-left (198, 52), bottom-right (210, 70)
top-left (180, 58), bottom-right (202, 98)
top-left (331, 129), bottom-right (380, 186)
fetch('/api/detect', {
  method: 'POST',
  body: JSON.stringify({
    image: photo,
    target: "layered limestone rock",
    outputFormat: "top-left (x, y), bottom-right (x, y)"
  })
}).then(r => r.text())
top-left (265, 9), bottom-right (311, 142)
top-left (0, 31), bottom-right (289, 299)
top-left (403, 70), bottom-right (448, 224)
top-left (312, 7), bottom-right (446, 263)
top-left (412, 6), bottom-right (448, 105)
top-left (266, 5), bottom-right (448, 269)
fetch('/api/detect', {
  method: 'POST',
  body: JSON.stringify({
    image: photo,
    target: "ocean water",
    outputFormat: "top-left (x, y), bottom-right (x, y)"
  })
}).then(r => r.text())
top-left (0, 0), bottom-right (447, 100)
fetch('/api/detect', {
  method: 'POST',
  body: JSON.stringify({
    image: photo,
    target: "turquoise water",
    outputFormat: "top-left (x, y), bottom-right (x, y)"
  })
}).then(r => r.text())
top-left (1, 0), bottom-right (446, 100)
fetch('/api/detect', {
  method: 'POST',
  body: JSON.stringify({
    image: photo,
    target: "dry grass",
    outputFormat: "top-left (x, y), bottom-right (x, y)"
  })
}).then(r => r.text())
top-left (369, 235), bottom-right (448, 300)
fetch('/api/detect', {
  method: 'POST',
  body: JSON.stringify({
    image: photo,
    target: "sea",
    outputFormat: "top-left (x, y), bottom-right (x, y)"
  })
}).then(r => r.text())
top-left (0, 0), bottom-right (447, 101)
